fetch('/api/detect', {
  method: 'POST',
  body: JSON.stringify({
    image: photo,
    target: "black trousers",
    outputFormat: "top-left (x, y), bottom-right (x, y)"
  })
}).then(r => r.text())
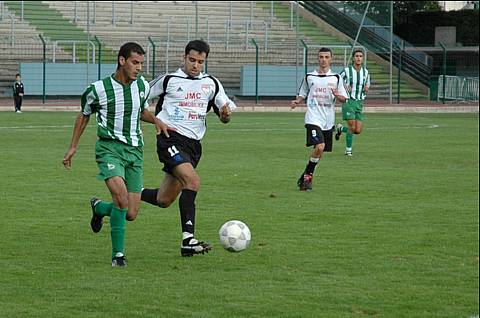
top-left (14, 96), bottom-right (22, 111)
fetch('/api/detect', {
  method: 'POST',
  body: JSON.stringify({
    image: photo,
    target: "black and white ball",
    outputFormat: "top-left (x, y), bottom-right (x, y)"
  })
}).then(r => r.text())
top-left (219, 220), bottom-right (251, 252)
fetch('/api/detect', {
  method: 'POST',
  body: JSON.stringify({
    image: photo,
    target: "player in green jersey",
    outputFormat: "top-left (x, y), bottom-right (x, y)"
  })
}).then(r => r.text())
top-left (63, 42), bottom-right (172, 267)
top-left (335, 49), bottom-right (370, 156)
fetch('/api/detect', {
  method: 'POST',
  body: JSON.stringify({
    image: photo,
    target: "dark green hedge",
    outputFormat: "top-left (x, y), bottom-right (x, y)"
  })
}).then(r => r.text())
top-left (394, 10), bottom-right (479, 46)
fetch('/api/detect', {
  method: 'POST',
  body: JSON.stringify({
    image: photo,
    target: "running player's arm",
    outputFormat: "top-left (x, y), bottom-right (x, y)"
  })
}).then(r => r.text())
top-left (340, 68), bottom-right (351, 92)
top-left (364, 71), bottom-right (371, 94)
top-left (291, 76), bottom-right (308, 108)
top-left (63, 85), bottom-right (96, 169)
top-left (141, 77), bottom-right (174, 137)
top-left (331, 76), bottom-right (348, 104)
top-left (140, 108), bottom-right (174, 137)
top-left (63, 113), bottom-right (90, 169)
top-left (213, 78), bottom-right (236, 124)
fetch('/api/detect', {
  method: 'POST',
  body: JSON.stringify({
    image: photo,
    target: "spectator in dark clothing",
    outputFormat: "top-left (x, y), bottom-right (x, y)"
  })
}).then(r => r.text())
top-left (13, 73), bottom-right (24, 113)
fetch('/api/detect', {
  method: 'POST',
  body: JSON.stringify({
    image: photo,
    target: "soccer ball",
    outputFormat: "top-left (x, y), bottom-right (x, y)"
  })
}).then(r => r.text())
top-left (219, 220), bottom-right (251, 252)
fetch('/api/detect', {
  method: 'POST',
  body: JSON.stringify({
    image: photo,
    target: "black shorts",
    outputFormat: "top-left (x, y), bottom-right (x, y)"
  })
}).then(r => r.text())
top-left (305, 124), bottom-right (333, 152)
top-left (156, 131), bottom-right (202, 174)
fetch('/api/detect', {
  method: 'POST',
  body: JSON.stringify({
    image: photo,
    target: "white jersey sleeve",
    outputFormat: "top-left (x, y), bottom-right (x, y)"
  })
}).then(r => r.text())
top-left (365, 70), bottom-right (371, 87)
top-left (213, 76), bottom-right (236, 111)
top-left (337, 76), bottom-right (349, 100)
top-left (148, 74), bottom-right (167, 100)
top-left (298, 76), bottom-right (309, 98)
top-left (81, 83), bottom-right (98, 116)
top-left (140, 76), bottom-right (150, 110)
top-left (340, 67), bottom-right (348, 85)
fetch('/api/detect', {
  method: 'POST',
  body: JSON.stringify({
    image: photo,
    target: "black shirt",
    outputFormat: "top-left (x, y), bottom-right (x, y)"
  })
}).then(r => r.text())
top-left (13, 82), bottom-right (24, 96)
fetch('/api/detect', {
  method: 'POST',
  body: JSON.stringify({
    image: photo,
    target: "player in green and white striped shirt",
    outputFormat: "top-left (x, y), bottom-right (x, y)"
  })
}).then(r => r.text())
top-left (63, 42), bottom-right (171, 267)
top-left (336, 49), bottom-right (371, 156)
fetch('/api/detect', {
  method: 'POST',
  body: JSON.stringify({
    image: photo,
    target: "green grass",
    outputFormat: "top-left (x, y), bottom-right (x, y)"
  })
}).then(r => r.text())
top-left (0, 111), bottom-right (478, 318)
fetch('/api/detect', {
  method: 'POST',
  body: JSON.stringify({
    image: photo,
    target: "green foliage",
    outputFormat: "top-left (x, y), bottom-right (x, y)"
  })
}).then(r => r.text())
top-left (343, 1), bottom-right (441, 25)
top-left (395, 10), bottom-right (480, 46)
top-left (394, 1), bottom-right (442, 24)
top-left (0, 111), bottom-right (478, 317)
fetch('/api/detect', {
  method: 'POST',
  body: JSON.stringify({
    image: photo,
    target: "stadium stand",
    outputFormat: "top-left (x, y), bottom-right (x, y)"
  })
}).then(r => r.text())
top-left (1, 1), bottom-right (427, 100)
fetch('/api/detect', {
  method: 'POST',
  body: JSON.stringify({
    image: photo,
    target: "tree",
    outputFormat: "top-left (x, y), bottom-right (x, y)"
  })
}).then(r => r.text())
top-left (343, 1), bottom-right (442, 25)
top-left (394, 1), bottom-right (442, 24)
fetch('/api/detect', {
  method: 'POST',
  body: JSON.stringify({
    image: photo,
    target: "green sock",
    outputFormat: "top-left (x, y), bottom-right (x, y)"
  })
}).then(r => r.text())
top-left (346, 132), bottom-right (353, 148)
top-left (95, 201), bottom-right (113, 217)
top-left (342, 126), bottom-right (348, 133)
top-left (110, 206), bottom-right (127, 258)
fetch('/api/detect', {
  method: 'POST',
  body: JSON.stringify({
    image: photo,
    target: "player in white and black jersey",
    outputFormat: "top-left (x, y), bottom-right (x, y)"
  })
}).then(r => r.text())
top-left (141, 40), bottom-right (236, 256)
top-left (291, 47), bottom-right (348, 191)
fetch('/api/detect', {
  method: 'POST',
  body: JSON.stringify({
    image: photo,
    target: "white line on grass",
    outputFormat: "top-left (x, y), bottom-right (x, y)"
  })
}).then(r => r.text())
top-left (0, 124), bottom-right (440, 131)
top-left (0, 125), bottom-right (73, 129)
top-left (212, 124), bottom-right (441, 132)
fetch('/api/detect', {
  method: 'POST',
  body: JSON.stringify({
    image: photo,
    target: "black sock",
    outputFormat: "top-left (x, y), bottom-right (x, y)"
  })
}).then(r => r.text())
top-left (141, 188), bottom-right (159, 206)
top-left (179, 189), bottom-right (197, 234)
top-left (304, 158), bottom-right (319, 175)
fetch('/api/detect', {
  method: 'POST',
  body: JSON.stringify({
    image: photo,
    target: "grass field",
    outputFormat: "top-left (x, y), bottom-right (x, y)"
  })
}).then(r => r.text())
top-left (0, 111), bottom-right (478, 318)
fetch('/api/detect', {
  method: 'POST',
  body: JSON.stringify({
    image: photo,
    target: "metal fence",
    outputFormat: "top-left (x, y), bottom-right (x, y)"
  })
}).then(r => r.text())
top-left (438, 75), bottom-right (479, 102)
top-left (0, 1), bottom-right (442, 102)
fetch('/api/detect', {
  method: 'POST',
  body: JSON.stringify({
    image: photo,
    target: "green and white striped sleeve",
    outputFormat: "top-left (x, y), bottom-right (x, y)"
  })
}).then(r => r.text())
top-left (80, 84), bottom-right (99, 115)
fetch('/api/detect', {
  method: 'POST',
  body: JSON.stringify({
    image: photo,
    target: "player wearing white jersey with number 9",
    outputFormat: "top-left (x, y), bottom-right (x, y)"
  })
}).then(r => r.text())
top-left (291, 47), bottom-right (348, 191)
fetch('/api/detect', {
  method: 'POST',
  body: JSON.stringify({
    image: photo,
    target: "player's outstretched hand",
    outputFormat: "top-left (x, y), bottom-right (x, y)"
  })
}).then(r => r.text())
top-left (291, 97), bottom-right (303, 109)
top-left (330, 88), bottom-right (340, 98)
top-left (331, 88), bottom-right (346, 103)
top-left (62, 147), bottom-right (76, 170)
top-left (291, 100), bottom-right (298, 109)
top-left (219, 103), bottom-right (232, 123)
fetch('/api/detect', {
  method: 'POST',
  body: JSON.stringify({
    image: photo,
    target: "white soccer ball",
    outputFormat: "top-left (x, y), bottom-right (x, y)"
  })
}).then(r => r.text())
top-left (219, 220), bottom-right (251, 252)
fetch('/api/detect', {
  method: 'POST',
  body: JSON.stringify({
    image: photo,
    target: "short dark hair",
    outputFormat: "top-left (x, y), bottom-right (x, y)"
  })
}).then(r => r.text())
top-left (352, 48), bottom-right (364, 57)
top-left (15, 73), bottom-right (21, 77)
top-left (185, 40), bottom-right (210, 58)
top-left (318, 47), bottom-right (333, 56)
top-left (117, 42), bottom-right (145, 68)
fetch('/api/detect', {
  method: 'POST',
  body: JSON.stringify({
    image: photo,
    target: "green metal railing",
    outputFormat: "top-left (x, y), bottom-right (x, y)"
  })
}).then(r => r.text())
top-left (251, 38), bottom-right (259, 104)
top-left (438, 75), bottom-right (479, 102)
top-left (148, 36), bottom-right (156, 78)
top-left (39, 34), bottom-right (46, 104)
top-left (94, 35), bottom-right (101, 80)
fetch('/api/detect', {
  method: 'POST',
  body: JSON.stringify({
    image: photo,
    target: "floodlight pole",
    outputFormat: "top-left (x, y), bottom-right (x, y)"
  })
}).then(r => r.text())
top-left (300, 39), bottom-right (308, 77)
top-left (194, 1), bottom-right (198, 38)
top-left (148, 36), bottom-right (156, 78)
top-left (94, 35), bottom-right (101, 80)
top-left (397, 41), bottom-right (404, 104)
top-left (439, 42), bottom-right (447, 104)
top-left (348, 1), bottom-right (370, 66)
top-left (389, 1), bottom-right (393, 105)
top-left (87, 1), bottom-right (90, 86)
